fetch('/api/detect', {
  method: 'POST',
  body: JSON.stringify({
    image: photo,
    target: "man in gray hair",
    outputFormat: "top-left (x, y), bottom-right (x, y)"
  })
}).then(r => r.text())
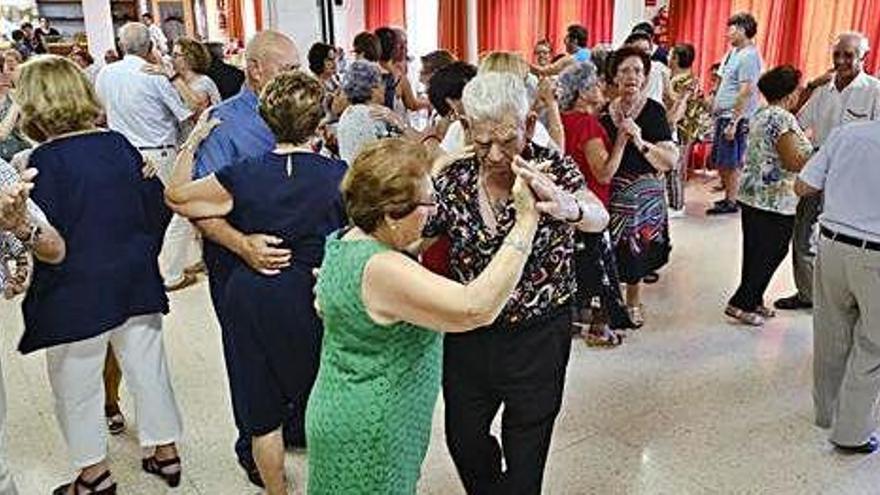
top-left (424, 72), bottom-right (608, 494)
top-left (774, 31), bottom-right (880, 311)
top-left (95, 22), bottom-right (203, 292)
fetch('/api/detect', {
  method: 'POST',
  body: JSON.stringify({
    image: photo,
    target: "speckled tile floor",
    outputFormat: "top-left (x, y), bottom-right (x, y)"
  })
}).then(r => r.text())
top-left (2, 181), bottom-right (879, 495)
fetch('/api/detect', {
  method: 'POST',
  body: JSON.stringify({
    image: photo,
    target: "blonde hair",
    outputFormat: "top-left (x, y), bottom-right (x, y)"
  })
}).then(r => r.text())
top-left (16, 55), bottom-right (102, 142)
top-left (176, 37), bottom-right (212, 74)
top-left (479, 52), bottom-right (529, 78)
top-left (341, 138), bottom-right (431, 233)
top-left (258, 70), bottom-right (324, 145)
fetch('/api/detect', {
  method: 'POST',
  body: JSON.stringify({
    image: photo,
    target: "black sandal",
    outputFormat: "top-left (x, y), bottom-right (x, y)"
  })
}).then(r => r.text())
top-left (53, 470), bottom-right (116, 495)
top-left (142, 455), bottom-right (182, 488)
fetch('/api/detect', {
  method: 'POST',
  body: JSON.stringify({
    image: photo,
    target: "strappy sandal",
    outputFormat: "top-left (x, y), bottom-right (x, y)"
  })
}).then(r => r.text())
top-left (755, 305), bottom-right (776, 318)
top-left (724, 305), bottom-right (765, 327)
top-left (53, 470), bottom-right (117, 495)
top-left (106, 413), bottom-right (125, 436)
top-left (626, 305), bottom-right (645, 328)
top-left (583, 324), bottom-right (623, 348)
top-left (142, 455), bottom-right (182, 488)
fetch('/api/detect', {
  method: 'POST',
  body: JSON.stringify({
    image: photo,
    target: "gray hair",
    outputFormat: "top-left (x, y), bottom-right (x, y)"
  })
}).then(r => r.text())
top-left (835, 32), bottom-right (870, 59)
top-left (118, 22), bottom-right (152, 57)
top-left (557, 61), bottom-right (598, 111)
top-left (342, 60), bottom-right (382, 105)
top-left (462, 72), bottom-right (530, 123)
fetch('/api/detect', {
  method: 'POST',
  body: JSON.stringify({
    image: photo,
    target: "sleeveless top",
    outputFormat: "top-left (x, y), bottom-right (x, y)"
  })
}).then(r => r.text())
top-left (306, 235), bottom-right (442, 494)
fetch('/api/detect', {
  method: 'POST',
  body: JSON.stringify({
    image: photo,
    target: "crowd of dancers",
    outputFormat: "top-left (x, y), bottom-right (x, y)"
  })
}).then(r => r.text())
top-left (0, 10), bottom-right (879, 495)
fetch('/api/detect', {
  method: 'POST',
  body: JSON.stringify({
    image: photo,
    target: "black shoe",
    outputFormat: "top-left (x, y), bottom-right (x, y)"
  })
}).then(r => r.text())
top-left (773, 294), bottom-right (813, 310)
top-left (833, 436), bottom-right (879, 454)
top-left (642, 272), bottom-right (660, 284)
top-left (238, 457), bottom-right (264, 488)
top-left (706, 200), bottom-right (739, 215)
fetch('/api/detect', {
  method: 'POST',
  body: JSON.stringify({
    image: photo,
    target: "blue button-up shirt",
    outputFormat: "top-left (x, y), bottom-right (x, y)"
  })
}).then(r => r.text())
top-left (193, 86), bottom-right (276, 179)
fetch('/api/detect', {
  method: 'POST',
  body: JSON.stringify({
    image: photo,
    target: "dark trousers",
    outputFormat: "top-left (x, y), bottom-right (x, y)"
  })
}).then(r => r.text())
top-left (443, 308), bottom-right (572, 495)
top-left (203, 241), bottom-right (253, 465)
top-left (729, 203), bottom-right (794, 311)
top-left (792, 194), bottom-right (822, 303)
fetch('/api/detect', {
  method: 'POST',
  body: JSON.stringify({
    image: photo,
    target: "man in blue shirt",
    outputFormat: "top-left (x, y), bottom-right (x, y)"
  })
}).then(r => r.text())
top-left (531, 24), bottom-right (591, 77)
top-left (186, 30), bottom-right (300, 488)
top-left (708, 12), bottom-right (762, 215)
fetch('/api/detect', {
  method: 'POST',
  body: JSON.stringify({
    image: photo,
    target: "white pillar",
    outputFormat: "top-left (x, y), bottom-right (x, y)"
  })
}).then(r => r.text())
top-left (82, 0), bottom-right (115, 63)
top-left (613, 0), bottom-right (646, 46)
top-left (466, 0), bottom-right (477, 63)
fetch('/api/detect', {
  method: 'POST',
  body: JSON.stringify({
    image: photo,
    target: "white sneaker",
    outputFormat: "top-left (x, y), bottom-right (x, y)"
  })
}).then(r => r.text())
top-left (668, 207), bottom-right (686, 219)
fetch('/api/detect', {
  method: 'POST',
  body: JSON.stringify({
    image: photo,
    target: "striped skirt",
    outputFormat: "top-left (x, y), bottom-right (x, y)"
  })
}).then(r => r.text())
top-left (609, 173), bottom-right (671, 284)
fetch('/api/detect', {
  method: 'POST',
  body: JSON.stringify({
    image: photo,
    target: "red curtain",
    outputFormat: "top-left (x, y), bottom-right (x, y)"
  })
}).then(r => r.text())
top-left (226, 0), bottom-right (245, 46)
top-left (545, 0), bottom-right (614, 55)
top-left (852, 0), bottom-right (880, 75)
top-left (438, 0), bottom-right (468, 60)
top-left (668, 0), bottom-right (734, 86)
top-left (365, 0), bottom-right (407, 30)
top-left (253, 0), bottom-right (263, 32)
top-left (477, 0), bottom-right (546, 58)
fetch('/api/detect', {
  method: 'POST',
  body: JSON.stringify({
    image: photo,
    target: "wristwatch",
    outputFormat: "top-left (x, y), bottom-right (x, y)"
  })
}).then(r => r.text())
top-left (640, 143), bottom-right (651, 155)
top-left (565, 200), bottom-right (585, 224)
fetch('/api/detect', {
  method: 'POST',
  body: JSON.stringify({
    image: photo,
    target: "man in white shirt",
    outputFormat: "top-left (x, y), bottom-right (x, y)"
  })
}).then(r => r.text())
top-left (624, 30), bottom-right (670, 106)
top-left (796, 120), bottom-right (880, 454)
top-left (141, 13), bottom-right (168, 55)
top-left (775, 32), bottom-right (880, 311)
top-left (95, 21), bottom-right (199, 290)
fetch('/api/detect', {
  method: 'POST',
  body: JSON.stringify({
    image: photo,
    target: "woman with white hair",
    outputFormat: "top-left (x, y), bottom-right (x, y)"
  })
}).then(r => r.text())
top-left (558, 61), bottom-right (634, 346)
top-left (426, 72), bottom-right (608, 494)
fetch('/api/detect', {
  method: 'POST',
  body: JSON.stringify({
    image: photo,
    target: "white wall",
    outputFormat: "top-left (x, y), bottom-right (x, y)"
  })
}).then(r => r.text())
top-left (264, 0), bottom-right (321, 49)
top-left (264, 0), bottom-right (364, 52)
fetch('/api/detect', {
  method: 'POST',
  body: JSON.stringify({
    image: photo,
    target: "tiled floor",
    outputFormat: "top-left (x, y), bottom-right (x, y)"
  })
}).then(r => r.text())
top-left (2, 181), bottom-right (880, 494)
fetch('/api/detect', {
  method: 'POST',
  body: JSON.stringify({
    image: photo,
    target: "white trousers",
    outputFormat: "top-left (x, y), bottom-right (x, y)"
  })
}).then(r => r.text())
top-left (143, 148), bottom-right (201, 287)
top-left (46, 313), bottom-right (182, 468)
top-left (0, 358), bottom-right (18, 495)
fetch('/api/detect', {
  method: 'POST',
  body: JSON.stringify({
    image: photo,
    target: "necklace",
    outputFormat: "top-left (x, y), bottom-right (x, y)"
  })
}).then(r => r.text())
top-left (478, 172), bottom-right (509, 223)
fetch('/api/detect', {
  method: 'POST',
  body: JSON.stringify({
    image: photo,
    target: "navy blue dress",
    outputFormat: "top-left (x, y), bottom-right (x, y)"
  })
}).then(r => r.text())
top-left (21, 130), bottom-right (170, 354)
top-left (214, 151), bottom-right (347, 439)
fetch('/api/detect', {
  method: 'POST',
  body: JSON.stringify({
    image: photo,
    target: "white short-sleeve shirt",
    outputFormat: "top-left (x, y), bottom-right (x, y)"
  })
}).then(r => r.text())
top-left (95, 55), bottom-right (193, 148)
top-left (799, 120), bottom-right (880, 242)
top-left (798, 71), bottom-right (880, 147)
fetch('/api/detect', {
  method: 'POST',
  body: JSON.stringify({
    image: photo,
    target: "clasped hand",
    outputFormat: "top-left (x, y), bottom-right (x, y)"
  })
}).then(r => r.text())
top-left (510, 157), bottom-right (578, 222)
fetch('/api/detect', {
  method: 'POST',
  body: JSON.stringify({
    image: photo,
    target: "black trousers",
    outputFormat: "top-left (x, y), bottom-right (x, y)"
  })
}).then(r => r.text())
top-left (729, 203), bottom-right (795, 311)
top-left (443, 307), bottom-right (572, 495)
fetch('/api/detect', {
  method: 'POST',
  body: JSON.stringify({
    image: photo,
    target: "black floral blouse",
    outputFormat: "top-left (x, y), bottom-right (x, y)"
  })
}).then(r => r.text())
top-left (424, 143), bottom-right (586, 325)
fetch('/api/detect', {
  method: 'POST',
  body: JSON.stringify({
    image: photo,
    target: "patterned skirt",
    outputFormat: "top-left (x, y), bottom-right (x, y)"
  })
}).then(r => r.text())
top-left (609, 173), bottom-right (671, 284)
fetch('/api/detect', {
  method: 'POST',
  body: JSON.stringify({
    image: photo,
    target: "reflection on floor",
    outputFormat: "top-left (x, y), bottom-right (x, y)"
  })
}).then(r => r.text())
top-left (2, 182), bottom-right (879, 494)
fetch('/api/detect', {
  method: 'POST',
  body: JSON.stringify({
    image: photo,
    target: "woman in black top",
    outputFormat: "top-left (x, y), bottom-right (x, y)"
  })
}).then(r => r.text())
top-left (599, 46), bottom-right (679, 327)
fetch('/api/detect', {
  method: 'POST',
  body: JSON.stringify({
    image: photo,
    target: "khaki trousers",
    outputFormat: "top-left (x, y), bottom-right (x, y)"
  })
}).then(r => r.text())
top-left (812, 233), bottom-right (880, 446)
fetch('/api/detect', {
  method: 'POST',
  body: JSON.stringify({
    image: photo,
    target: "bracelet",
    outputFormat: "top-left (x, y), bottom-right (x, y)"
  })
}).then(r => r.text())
top-left (169, 73), bottom-right (180, 82)
top-left (565, 201), bottom-right (584, 224)
top-left (502, 237), bottom-right (531, 255)
top-left (640, 143), bottom-right (651, 155)
top-left (16, 222), bottom-right (41, 248)
top-left (421, 134), bottom-right (440, 144)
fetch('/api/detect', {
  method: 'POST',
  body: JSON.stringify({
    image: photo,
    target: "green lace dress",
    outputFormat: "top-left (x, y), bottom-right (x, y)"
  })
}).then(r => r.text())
top-left (306, 236), bottom-right (443, 494)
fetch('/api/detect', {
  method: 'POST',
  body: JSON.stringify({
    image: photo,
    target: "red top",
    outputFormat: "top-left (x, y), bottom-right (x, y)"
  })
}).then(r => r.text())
top-left (561, 111), bottom-right (612, 206)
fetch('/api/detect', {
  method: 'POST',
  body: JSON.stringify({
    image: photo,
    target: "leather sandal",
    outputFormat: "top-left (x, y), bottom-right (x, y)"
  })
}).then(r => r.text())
top-left (142, 455), bottom-right (182, 488)
top-left (53, 470), bottom-right (116, 495)
top-left (725, 305), bottom-right (765, 326)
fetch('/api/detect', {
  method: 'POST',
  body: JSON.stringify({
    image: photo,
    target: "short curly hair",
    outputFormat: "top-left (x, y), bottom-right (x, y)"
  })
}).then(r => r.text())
top-left (341, 138), bottom-right (431, 233)
top-left (258, 70), bottom-right (324, 145)
top-left (607, 46), bottom-right (652, 82)
top-left (175, 37), bottom-right (212, 74)
top-left (757, 65), bottom-right (801, 103)
top-left (342, 60), bottom-right (382, 104)
top-left (728, 12), bottom-right (758, 39)
top-left (557, 61), bottom-right (599, 111)
top-left (16, 55), bottom-right (103, 142)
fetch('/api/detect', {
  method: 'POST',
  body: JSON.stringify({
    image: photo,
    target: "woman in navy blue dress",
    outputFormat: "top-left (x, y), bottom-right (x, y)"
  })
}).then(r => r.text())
top-left (165, 70), bottom-right (347, 493)
top-left (15, 55), bottom-right (183, 495)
